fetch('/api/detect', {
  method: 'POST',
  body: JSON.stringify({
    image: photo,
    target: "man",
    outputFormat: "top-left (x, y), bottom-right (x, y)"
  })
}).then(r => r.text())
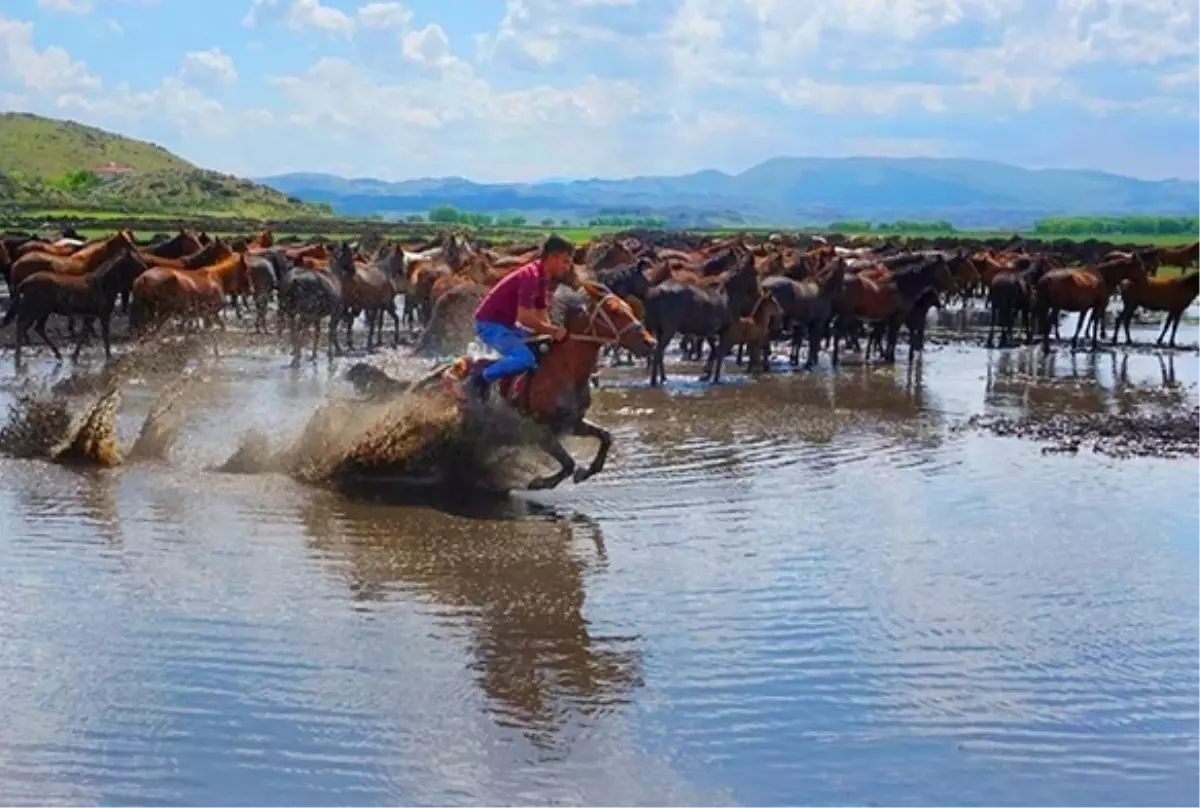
top-left (467, 234), bottom-right (576, 401)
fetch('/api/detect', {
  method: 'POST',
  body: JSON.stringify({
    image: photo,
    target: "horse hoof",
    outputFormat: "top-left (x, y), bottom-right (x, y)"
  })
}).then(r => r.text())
top-left (527, 477), bottom-right (558, 491)
top-left (572, 468), bottom-right (593, 484)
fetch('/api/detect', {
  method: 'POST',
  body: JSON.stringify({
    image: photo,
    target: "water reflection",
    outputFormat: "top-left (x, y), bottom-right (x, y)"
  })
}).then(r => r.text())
top-left (986, 349), bottom-right (1193, 416)
top-left (300, 496), bottom-right (643, 748)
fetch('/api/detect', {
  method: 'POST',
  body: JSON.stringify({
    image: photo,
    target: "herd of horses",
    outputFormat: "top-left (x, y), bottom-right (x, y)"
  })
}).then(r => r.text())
top-left (0, 226), bottom-right (1197, 377)
top-left (1, 225), bottom-right (1195, 489)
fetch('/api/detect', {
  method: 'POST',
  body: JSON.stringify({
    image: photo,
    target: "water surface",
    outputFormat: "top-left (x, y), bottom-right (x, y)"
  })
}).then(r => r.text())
top-left (0, 321), bottom-right (1196, 806)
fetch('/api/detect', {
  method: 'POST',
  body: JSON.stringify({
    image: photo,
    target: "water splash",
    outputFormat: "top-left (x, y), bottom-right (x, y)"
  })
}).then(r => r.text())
top-left (0, 386), bottom-right (73, 458)
top-left (212, 386), bottom-right (538, 497)
top-left (50, 386), bottom-right (123, 467)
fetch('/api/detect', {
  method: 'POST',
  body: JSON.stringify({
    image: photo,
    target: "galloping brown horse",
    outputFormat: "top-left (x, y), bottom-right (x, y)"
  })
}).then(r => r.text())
top-left (414, 282), bottom-right (656, 491)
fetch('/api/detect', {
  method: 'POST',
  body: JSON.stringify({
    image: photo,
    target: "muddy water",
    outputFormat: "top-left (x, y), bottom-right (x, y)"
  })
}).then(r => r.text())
top-left (0, 321), bottom-right (1197, 806)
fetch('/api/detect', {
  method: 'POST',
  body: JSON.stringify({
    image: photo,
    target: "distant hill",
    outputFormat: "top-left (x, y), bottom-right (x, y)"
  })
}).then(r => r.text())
top-left (258, 158), bottom-right (1200, 228)
top-left (0, 113), bottom-right (327, 219)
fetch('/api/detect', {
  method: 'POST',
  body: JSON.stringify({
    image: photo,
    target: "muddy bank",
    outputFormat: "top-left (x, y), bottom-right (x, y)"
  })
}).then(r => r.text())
top-left (960, 407), bottom-right (1199, 458)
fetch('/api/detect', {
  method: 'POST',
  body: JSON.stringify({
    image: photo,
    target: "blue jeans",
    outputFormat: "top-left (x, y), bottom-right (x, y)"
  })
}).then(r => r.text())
top-left (475, 321), bottom-right (536, 383)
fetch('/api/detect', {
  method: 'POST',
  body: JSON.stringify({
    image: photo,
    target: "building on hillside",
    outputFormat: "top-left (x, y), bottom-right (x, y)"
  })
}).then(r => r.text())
top-left (93, 161), bottom-right (135, 177)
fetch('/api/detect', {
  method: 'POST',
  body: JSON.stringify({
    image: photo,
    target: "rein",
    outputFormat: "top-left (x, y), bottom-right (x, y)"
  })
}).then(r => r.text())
top-left (567, 293), bottom-right (641, 345)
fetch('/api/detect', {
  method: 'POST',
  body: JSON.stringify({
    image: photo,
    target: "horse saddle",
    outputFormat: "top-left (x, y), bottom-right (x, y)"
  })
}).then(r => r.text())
top-left (447, 334), bottom-right (553, 404)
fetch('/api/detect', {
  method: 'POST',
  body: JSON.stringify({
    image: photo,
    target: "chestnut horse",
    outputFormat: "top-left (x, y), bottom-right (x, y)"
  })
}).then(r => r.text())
top-left (414, 282), bottom-right (656, 490)
top-left (1112, 271), bottom-right (1200, 348)
top-left (1035, 254), bottom-right (1148, 353)
top-left (130, 244), bottom-right (250, 332)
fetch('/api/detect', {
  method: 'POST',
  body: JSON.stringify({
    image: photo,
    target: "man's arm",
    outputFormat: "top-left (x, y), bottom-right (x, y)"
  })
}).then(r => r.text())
top-left (516, 305), bottom-right (561, 337)
top-left (514, 274), bottom-right (565, 337)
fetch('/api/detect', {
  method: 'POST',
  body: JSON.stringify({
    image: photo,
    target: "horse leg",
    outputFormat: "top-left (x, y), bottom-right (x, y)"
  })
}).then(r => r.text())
top-left (36, 315), bottom-right (62, 361)
top-left (14, 315), bottom-right (30, 364)
top-left (526, 427), bottom-right (576, 491)
top-left (571, 418), bottom-right (612, 484)
top-left (71, 316), bottom-right (92, 361)
top-left (884, 318), bottom-right (900, 364)
top-left (1168, 311), bottom-right (1183, 348)
top-left (805, 322), bottom-right (821, 369)
top-left (390, 304), bottom-right (401, 348)
top-left (343, 311), bottom-right (355, 352)
top-left (100, 313), bottom-right (113, 361)
top-left (649, 331), bottom-right (669, 386)
top-left (986, 304), bottom-right (997, 348)
top-left (1069, 308), bottom-right (1087, 350)
top-left (1089, 305), bottom-right (1103, 351)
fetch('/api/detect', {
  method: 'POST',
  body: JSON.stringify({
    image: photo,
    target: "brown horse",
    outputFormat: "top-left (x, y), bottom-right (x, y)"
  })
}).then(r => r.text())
top-left (1156, 241), bottom-right (1199, 270)
top-left (414, 282), bottom-right (656, 490)
top-left (329, 240), bottom-right (403, 351)
top-left (1112, 271), bottom-right (1200, 348)
top-left (1, 247), bottom-right (149, 363)
top-left (138, 238), bottom-right (233, 270)
top-left (727, 293), bottom-right (783, 373)
top-left (1035, 254), bottom-right (1148, 353)
top-left (143, 230), bottom-right (205, 259)
top-left (130, 248), bottom-right (250, 332)
top-left (8, 231), bottom-right (136, 292)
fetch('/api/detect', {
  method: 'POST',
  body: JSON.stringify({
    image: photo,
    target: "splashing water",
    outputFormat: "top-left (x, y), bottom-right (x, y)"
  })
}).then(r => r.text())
top-left (0, 387), bottom-right (73, 458)
top-left (215, 386), bottom-right (540, 497)
top-left (127, 374), bottom-right (201, 462)
top-left (50, 386), bottom-right (123, 467)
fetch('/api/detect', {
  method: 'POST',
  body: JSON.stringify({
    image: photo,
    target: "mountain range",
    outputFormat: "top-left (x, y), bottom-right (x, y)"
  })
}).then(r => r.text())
top-left (256, 157), bottom-right (1200, 228)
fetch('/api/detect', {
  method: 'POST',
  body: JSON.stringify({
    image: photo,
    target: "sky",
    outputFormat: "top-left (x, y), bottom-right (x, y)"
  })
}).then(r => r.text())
top-left (0, 0), bottom-right (1197, 183)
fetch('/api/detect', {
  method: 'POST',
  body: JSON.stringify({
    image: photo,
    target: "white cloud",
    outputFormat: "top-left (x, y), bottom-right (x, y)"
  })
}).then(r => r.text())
top-left (181, 48), bottom-right (237, 85)
top-left (36, 0), bottom-right (160, 11)
top-left (401, 24), bottom-right (451, 67)
top-left (244, 0), bottom-right (357, 36)
top-left (287, 0), bottom-right (355, 36)
top-left (0, 13), bottom-right (101, 92)
top-left (357, 1), bottom-right (412, 30)
top-left (36, 0), bottom-right (92, 14)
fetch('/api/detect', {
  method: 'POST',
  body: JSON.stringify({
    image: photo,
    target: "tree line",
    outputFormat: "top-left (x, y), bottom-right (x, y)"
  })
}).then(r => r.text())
top-left (422, 205), bottom-right (668, 229)
top-left (1032, 216), bottom-right (1199, 236)
top-left (826, 220), bottom-right (957, 233)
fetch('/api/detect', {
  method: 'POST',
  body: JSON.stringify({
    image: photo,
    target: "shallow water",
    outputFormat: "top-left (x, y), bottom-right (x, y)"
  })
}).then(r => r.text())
top-left (0, 318), bottom-right (1197, 806)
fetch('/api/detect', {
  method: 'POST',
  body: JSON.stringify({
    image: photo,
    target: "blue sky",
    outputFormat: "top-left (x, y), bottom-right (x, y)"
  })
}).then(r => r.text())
top-left (1, 0), bottom-right (1196, 183)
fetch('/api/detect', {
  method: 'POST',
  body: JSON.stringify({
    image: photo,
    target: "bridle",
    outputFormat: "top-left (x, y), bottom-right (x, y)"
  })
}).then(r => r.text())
top-left (566, 291), bottom-right (643, 345)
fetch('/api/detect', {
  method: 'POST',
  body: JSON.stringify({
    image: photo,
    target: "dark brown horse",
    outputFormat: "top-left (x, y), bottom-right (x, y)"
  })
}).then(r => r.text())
top-left (414, 282), bottom-right (656, 490)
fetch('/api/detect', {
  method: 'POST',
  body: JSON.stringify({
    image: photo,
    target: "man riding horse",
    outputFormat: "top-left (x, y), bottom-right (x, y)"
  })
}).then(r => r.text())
top-left (467, 234), bottom-right (576, 402)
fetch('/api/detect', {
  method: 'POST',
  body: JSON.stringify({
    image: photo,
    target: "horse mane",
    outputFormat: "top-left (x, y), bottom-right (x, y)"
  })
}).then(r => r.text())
top-left (550, 284), bottom-right (595, 325)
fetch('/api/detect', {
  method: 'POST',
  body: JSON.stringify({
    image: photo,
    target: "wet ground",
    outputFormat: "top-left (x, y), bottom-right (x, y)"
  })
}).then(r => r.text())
top-left (0, 310), bottom-right (1197, 806)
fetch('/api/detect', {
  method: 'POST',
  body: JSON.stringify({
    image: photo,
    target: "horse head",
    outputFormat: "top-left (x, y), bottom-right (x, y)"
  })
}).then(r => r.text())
top-left (326, 240), bottom-right (355, 276)
top-left (571, 281), bottom-right (657, 358)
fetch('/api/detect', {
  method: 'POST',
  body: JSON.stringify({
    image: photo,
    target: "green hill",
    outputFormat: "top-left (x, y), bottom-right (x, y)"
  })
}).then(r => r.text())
top-left (0, 113), bottom-right (327, 219)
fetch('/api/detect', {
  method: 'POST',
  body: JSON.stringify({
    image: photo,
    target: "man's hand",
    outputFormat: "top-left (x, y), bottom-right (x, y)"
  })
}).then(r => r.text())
top-left (553, 325), bottom-right (568, 342)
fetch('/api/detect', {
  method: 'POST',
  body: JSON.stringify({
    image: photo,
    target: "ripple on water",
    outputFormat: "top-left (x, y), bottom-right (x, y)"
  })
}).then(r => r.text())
top-left (0, 331), bottom-right (1195, 806)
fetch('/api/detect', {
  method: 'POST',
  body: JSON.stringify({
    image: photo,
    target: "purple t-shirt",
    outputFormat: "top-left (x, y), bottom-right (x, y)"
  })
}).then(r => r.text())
top-left (474, 260), bottom-right (548, 326)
